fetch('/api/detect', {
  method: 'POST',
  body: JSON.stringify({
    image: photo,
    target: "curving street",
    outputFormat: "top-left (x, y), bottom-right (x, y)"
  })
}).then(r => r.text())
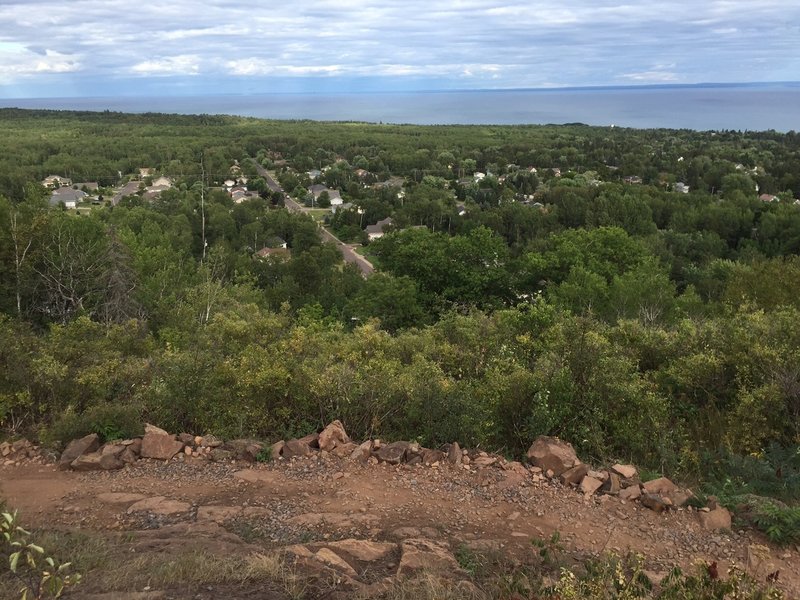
top-left (250, 160), bottom-right (374, 276)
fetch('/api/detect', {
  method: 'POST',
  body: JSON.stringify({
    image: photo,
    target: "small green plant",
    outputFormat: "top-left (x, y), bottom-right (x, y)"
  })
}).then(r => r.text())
top-left (1, 511), bottom-right (81, 599)
top-left (532, 530), bottom-right (565, 569)
top-left (454, 544), bottom-right (481, 576)
top-left (749, 500), bottom-right (800, 545)
top-left (255, 446), bottom-right (273, 463)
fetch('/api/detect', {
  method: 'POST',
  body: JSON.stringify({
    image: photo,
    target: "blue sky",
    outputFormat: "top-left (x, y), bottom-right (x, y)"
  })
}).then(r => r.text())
top-left (1, 0), bottom-right (799, 98)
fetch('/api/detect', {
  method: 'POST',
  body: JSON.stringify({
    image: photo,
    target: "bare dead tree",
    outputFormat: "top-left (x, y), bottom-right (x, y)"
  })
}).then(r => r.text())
top-left (95, 227), bottom-right (144, 326)
top-left (33, 219), bottom-right (106, 324)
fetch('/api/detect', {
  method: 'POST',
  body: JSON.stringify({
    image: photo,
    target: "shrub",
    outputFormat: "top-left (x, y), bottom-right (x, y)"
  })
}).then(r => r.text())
top-left (43, 403), bottom-right (144, 446)
top-left (1, 510), bottom-right (82, 599)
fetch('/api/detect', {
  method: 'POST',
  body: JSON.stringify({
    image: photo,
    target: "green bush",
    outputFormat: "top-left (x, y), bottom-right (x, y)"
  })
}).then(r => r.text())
top-left (43, 404), bottom-right (144, 446)
top-left (701, 444), bottom-right (800, 504)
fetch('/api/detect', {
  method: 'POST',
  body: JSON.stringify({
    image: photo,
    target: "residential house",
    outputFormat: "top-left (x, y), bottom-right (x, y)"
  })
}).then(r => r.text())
top-left (112, 181), bottom-right (141, 206)
top-left (674, 182), bottom-right (690, 194)
top-left (41, 175), bottom-right (72, 188)
top-left (138, 168), bottom-right (155, 178)
top-left (74, 181), bottom-right (99, 192)
top-left (328, 190), bottom-right (343, 207)
top-left (151, 176), bottom-right (173, 188)
top-left (332, 202), bottom-right (353, 214)
top-left (623, 175), bottom-right (643, 185)
top-left (254, 247), bottom-right (290, 261)
top-left (759, 193), bottom-right (778, 203)
top-left (365, 217), bottom-right (394, 241)
top-left (373, 176), bottom-right (404, 190)
top-left (306, 169), bottom-right (322, 179)
top-left (307, 184), bottom-right (342, 206)
top-left (231, 187), bottom-right (253, 204)
top-left (49, 187), bottom-right (87, 209)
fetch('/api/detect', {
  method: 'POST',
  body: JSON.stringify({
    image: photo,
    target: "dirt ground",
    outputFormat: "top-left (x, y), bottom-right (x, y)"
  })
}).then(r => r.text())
top-left (1, 452), bottom-right (798, 599)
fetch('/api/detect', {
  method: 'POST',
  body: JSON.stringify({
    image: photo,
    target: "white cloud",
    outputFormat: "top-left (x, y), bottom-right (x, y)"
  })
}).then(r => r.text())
top-left (131, 55), bottom-right (201, 76)
top-left (0, 43), bottom-right (80, 81)
top-left (0, 0), bottom-right (798, 93)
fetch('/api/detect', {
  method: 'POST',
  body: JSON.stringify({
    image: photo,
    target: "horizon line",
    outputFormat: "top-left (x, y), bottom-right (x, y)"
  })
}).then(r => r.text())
top-left (2, 80), bottom-right (800, 101)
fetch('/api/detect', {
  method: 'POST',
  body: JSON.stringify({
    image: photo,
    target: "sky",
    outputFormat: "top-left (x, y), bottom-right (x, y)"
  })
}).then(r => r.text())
top-left (1, 0), bottom-right (799, 98)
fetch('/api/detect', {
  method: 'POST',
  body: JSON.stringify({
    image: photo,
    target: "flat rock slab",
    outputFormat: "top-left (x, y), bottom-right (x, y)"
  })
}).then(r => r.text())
top-left (314, 547), bottom-right (359, 578)
top-left (642, 477), bottom-right (677, 495)
top-left (140, 433), bottom-right (184, 460)
top-left (127, 496), bottom-right (190, 515)
top-left (611, 464), bottom-right (638, 479)
top-left (397, 538), bottom-right (463, 578)
top-left (324, 539), bottom-right (395, 562)
top-left (97, 492), bottom-right (149, 504)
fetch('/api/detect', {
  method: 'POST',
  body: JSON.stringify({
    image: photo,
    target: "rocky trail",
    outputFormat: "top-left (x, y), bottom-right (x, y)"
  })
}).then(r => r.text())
top-left (1, 425), bottom-right (798, 599)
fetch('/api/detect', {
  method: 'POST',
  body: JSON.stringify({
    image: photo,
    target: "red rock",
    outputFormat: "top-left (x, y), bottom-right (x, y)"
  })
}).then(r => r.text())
top-left (619, 485), bottom-right (642, 500)
top-left (318, 420), bottom-right (350, 452)
top-left (422, 449), bottom-right (446, 465)
top-left (602, 472), bottom-right (622, 495)
top-left (58, 434), bottom-right (100, 470)
top-left (447, 442), bottom-right (461, 466)
top-left (271, 440), bottom-right (285, 458)
top-left (526, 436), bottom-right (578, 476)
top-left (698, 507), bottom-right (731, 530)
top-left (140, 432), bottom-right (184, 460)
top-left (226, 439), bottom-right (264, 461)
top-left (560, 463), bottom-right (589, 485)
top-left (642, 477), bottom-right (677, 495)
top-left (376, 441), bottom-right (410, 465)
top-left (283, 438), bottom-right (313, 458)
top-left (611, 463), bottom-right (637, 479)
top-left (349, 441), bottom-right (372, 463)
top-left (580, 476), bottom-right (604, 496)
top-left (397, 539), bottom-right (463, 578)
top-left (297, 432), bottom-right (320, 449)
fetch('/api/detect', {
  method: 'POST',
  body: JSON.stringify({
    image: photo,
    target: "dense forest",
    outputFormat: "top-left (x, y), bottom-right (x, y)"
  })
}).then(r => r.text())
top-left (1, 109), bottom-right (799, 495)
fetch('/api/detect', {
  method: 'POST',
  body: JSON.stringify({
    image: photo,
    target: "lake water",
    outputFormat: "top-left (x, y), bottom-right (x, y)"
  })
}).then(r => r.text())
top-left (2, 84), bottom-right (799, 131)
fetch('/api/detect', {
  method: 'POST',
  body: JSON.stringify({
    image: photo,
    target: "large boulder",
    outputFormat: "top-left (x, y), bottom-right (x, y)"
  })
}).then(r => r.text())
top-left (225, 439), bottom-right (264, 462)
top-left (699, 507), bottom-right (732, 530)
top-left (376, 441), bottom-right (411, 465)
top-left (526, 436), bottom-right (579, 476)
top-left (397, 539), bottom-right (463, 578)
top-left (140, 432), bottom-right (184, 460)
top-left (71, 444), bottom-right (126, 471)
top-left (58, 433), bottom-right (100, 471)
top-left (642, 477), bottom-right (677, 495)
top-left (282, 438), bottom-right (313, 459)
top-left (318, 420), bottom-right (350, 452)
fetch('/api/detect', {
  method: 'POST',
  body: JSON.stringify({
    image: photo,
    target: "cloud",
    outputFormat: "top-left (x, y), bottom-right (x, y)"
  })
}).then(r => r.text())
top-left (0, 0), bottom-right (798, 95)
top-left (619, 64), bottom-right (681, 83)
top-left (131, 55), bottom-right (201, 76)
top-left (0, 42), bottom-right (80, 82)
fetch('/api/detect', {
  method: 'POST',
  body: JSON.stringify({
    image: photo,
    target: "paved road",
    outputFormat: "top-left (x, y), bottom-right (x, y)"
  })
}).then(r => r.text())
top-left (250, 160), bottom-right (374, 276)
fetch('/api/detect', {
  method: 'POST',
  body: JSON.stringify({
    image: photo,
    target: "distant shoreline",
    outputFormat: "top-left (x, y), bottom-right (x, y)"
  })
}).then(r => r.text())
top-left (2, 85), bottom-right (799, 131)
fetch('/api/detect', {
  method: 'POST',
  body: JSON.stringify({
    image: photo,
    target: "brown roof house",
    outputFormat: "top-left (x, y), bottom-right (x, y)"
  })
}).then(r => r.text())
top-left (365, 217), bottom-right (394, 241)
